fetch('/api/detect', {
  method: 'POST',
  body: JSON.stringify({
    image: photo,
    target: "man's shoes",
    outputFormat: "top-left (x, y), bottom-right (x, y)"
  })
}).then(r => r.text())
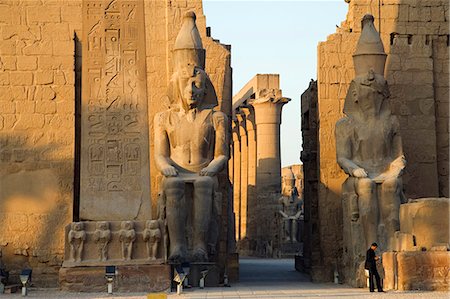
top-left (370, 290), bottom-right (375, 292)
top-left (378, 290), bottom-right (385, 292)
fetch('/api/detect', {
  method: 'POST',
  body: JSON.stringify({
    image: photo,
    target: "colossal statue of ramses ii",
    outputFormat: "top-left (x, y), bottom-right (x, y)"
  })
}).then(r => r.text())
top-left (336, 15), bottom-right (406, 251)
top-left (154, 12), bottom-right (229, 263)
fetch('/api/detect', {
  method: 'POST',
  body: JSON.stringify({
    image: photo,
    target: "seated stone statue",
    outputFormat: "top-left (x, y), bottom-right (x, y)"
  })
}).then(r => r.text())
top-left (278, 168), bottom-right (303, 242)
top-left (154, 12), bottom-right (229, 263)
top-left (336, 15), bottom-right (406, 251)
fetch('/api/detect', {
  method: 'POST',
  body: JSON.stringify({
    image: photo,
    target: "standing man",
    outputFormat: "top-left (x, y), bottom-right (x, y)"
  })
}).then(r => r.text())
top-left (365, 243), bottom-right (384, 292)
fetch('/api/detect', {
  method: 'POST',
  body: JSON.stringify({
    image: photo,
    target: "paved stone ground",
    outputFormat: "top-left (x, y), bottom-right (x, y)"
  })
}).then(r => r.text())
top-left (1, 259), bottom-right (448, 298)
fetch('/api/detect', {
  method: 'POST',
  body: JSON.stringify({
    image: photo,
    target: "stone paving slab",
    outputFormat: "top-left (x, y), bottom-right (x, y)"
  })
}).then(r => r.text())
top-left (0, 259), bottom-right (448, 298)
top-left (0, 285), bottom-right (448, 298)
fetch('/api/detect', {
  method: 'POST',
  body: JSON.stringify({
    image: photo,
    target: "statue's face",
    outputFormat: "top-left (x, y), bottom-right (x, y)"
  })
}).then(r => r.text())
top-left (73, 222), bottom-right (82, 231)
top-left (98, 222), bottom-right (108, 230)
top-left (177, 66), bottom-right (206, 109)
top-left (358, 84), bottom-right (383, 114)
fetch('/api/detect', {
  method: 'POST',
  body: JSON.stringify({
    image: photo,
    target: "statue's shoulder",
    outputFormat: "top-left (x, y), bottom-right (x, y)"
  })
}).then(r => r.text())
top-left (211, 110), bottom-right (228, 124)
top-left (336, 116), bottom-right (354, 130)
top-left (154, 108), bottom-right (176, 125)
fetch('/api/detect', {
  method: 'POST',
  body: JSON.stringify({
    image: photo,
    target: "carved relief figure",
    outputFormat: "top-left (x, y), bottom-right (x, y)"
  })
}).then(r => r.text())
top-left (93, 221), bottom-right (111, 261)
top-left (154, 12), bottom-right (229, 263)
top-left (143, 220), bottom-right (161, 260)
top-left (336, 15), bottom-right (406, 251)
top-left (68, 222), bottom-right (86, 263)
top-left (278, 168), bottom-right (303, 242)
top-left (119, 221), bottom-right (136, 261)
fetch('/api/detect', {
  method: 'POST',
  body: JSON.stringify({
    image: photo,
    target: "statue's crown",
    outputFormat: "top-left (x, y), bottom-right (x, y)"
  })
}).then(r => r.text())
top-left (173, 11), bottom-right (205, 70)
top-left (353, 14), bottom-right (387, 77)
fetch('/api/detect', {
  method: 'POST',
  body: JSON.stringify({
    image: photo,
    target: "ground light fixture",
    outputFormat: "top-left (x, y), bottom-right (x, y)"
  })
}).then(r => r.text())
top-left (199, 269), bottom-right (209, 289)
top-left (173, 265), bottom-right (187, 295)
top-left (19, 269), bottom-right (32, 296)
top-left (105, 266), bottom-right (116, 294)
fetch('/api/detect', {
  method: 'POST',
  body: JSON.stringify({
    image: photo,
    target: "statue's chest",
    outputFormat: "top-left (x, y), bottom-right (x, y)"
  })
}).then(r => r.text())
top-left (167, 111), bottom-right (214, 148)
top-left (353, 121), bottom-right (393, 160)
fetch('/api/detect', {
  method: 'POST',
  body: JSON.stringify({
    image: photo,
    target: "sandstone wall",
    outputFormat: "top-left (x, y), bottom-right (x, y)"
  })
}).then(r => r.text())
top-left (313, 0), bottom-right (449, 282)
top-left (0, 0), bottom-right (231, 286)
top-left (0, 0), bottom-right (82, 286)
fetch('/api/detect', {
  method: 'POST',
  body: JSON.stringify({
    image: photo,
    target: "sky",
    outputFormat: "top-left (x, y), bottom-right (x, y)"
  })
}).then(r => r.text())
top-left (203, 0), bottom-right (348, 167)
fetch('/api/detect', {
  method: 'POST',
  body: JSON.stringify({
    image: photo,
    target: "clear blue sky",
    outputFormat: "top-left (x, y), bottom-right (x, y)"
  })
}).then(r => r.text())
top-left (203, 1), bottom-right (348, 167)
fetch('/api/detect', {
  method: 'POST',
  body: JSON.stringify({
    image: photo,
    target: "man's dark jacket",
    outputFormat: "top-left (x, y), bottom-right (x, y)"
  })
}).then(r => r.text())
top-left (365, 248), bottom-right (376, 270)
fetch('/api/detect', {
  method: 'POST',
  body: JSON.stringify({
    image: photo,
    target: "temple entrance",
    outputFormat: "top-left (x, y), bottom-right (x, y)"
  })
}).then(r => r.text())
top-left (239, 258), bottom-right (309, 285)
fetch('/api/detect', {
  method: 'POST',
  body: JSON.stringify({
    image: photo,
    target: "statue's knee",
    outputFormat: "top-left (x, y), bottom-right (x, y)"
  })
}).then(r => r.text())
top-left (356, 178), bottom-right (374, 192)
top-left (194, 176), bottom-right (214, 189)
top-left (163, 177), bottom-right (184, 190)
top-left (382, 177), bottom-right (399, 192)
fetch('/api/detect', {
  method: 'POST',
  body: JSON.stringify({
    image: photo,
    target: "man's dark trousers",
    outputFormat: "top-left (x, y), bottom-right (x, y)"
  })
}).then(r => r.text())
top-left (369, 266), bottom-right (382, 292)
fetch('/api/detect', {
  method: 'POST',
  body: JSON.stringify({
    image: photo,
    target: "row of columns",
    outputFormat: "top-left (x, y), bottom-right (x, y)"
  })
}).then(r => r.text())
top-left (231, 88), bottom-right (289, 255)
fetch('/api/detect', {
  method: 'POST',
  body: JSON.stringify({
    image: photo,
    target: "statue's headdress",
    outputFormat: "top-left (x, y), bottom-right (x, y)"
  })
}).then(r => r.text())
top-left (353, 14), bottom-right (387, 77)
top-left (344, 15), bottom-right (390, 117)
top-left (173, 11), bottom-right (206, 71)
top-left (169, 11), bottom-right (218, 108)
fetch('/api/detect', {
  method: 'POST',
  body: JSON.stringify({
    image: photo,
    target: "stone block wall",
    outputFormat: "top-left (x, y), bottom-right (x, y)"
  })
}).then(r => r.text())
top-left (0, 0), bottom-right (82, 286)
top-left (312, 0), bottom-right (449, 283)
top-left (0, 0), bottom-right (232, 287)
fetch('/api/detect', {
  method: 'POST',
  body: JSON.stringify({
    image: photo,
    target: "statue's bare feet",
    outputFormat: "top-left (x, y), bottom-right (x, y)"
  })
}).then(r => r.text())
top-left (168, 246), bottom-right (185, 263)
top-left (192, 247), bottom-right (208, 262)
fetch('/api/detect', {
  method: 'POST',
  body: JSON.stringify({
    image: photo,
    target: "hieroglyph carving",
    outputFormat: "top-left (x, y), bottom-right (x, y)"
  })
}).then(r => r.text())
top-left (80, 0), bottom-right (151, 220)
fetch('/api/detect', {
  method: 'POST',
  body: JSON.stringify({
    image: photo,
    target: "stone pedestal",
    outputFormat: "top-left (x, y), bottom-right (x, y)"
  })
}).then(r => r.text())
top-left (59, 264), bottom-right (171, 292)
top-left (382, 198), bottom-right (449, 291)
top-left (382, 251), bottom-right (450, 291)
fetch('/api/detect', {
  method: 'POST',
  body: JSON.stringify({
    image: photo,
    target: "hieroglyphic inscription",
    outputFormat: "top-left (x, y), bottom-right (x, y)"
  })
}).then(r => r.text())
top-left (80, 0), bottom-right (151, 221)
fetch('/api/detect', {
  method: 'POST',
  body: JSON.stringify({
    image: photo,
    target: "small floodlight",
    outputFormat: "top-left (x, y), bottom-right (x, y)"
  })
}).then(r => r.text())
top-left (199, 269), bottom-right (209, 289)
top-left (19, 269), bottom-right (32, 296)
top-left (173, 265), bottom-right (187, 295)
top-left (105, 266), bottom-right (116, 294)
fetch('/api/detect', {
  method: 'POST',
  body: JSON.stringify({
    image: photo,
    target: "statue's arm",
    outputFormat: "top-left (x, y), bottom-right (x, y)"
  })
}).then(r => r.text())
top-left (389, 116), bottom-right (406, 176)
top-left (154, 112), bottom-right (178, 176)
top-left (335, 120), bottom-right (364, 177)
top-left (200, 111), bottom-right (229, 176)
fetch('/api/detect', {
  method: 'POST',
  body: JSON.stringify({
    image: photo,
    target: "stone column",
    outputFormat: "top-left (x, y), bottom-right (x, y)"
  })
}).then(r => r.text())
top-left (250, 90), bottom-right (290, 255)
top-left (232, 119), bottom-right (241, 240)
top-left (241, 106), bottom-right (257, 245)
top-left (237, 110), bottom-right (248, 240)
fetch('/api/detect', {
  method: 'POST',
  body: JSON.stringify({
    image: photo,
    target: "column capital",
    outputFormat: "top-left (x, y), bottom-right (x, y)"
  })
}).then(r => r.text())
top-left (232, 119), bottom-right (241, 142)
top-left (236, 110), bottom-right (247, 137)
top-left (250, 89), bottom-right (290, 125)
top-left (240, 106), bottom-right (256, 132)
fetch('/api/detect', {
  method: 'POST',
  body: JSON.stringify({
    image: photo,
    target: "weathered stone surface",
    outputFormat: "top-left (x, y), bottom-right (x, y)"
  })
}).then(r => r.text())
top-left (62, 221), bottom-right (165, 267)
top-left (231, 74), bottom-right (290, 257)
top-left (79, 0), bottom-right (151, 221)
top-left (59, 264), bottom-right (171, 292)
top-left (154, 12), bottom-right (229, 265)
top-left (399, 198), bottom-right (449, 250)
top-left (307, 0), bottom-right (449, 285)
top-left (336, 15), bottom-right (405, 287)
top-left (0, 0), bottom-right (233, 288)
top-left (396, 251), bottom-right (450, 291)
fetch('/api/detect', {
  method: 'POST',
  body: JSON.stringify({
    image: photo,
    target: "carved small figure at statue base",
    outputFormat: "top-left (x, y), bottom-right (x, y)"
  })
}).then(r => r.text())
top-left (154, 12), bottom-right (229, 264)
top-left (68, 222), bottom-right (86, 263)
top-left (143, 220), bottom-right (161, 260)
top-left (93, 221), bottom-right (111, 262)
top-left (336, 14), bottom-right (406, 252)
top-left (278, 167), bottom-right (303, 243)
top-left (119, 221), bottom-right (136, 261)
